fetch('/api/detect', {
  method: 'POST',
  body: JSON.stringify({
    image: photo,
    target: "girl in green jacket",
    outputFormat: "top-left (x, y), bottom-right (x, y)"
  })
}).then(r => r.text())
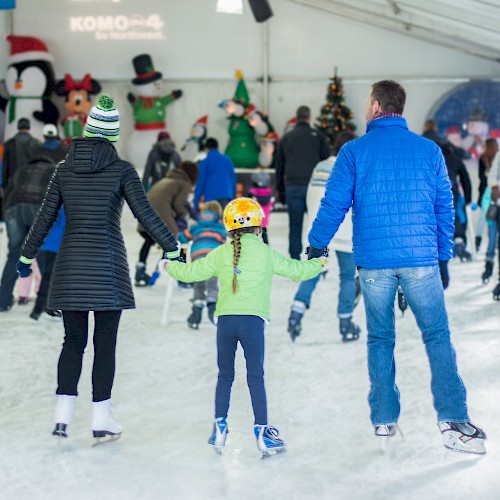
top-left (165, 197), bottom-right (325, 458)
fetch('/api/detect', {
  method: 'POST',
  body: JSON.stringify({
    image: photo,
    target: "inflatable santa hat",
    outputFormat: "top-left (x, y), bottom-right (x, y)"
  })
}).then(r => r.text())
top-left (6, 34), bottom-right (54, 64)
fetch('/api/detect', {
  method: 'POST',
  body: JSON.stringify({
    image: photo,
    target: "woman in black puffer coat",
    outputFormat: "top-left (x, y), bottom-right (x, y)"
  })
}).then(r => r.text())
top-left (19, 95), bottom-right (179, 441)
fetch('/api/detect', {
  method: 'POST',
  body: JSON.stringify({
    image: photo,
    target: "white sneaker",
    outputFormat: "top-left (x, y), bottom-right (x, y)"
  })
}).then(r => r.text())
top-left (52, 395), bottom-right (77, 437)
top-left (439, 421), bottom-right (486, 454)
top-left (92, 399), bottom-right (123, 438)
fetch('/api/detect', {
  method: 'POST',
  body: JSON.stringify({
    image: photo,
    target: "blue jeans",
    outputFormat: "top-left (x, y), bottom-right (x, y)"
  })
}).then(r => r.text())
top-left (285, 185), bottom-right (308, 260)
top-left (359, 265), bottom-right (469, 425)
top-left (486, 222), bottom-right (498, 261)
top-left (0, 203), bottom-right (40, 308)
top-left (294, 251), bottom-right (356, 317)
top-left (215, 315), bottom-right (267, 425)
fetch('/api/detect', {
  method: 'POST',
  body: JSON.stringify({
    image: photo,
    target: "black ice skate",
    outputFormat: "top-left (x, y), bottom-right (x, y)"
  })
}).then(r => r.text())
top-left (187, 303), bottom-right (204, 329)
top-left (339, 317), bottom-right (360, 342)
top-left (482, 261), bottom-right (493, 284)
top-left (207, 302), bottom-right (216, 325)
top-left (52, 423), bottom-right (68, 438)
top-left (439, 421), bottom-right (486, 454)
top-left (134, 262), bottom-right (151, 287)
top-left (493, 281), bottom-right (500, 301)
top-left (454, 239), bottom-right (472, 262)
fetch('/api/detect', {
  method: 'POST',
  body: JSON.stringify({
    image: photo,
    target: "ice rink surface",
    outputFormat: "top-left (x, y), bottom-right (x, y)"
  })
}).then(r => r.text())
top-left (0, 209), bottom-right (498, 500)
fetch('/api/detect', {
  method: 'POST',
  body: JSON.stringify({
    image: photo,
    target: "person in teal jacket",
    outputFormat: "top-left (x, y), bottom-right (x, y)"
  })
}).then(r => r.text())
top-left (165, 197), bottom-right (324, 458)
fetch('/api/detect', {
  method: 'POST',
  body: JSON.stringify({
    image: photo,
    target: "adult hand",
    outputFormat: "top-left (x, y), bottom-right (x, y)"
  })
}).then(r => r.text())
top-left (470, 202), bottom-right (478, 211)
top-left (16, 257), bottom-right (33, 278)
top-left (438, 260), bottom-right (449, 290)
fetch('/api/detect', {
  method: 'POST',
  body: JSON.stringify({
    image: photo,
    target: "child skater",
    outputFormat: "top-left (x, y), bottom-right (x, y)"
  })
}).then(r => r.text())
top-left (178, 200), bottom-right (227, 329)
top-left (248, 171), bottom-right (274, 244)
top-left (165, 198), bottom-right (325, 457)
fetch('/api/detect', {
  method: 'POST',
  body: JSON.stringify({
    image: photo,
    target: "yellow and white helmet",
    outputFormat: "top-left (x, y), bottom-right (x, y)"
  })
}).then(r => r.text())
top-left (223, 197), bottom-right (264, 232)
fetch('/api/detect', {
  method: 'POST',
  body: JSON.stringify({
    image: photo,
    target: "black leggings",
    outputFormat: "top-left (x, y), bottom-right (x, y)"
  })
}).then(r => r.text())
top-left (57, 310), bottom-right (121, 402)
top-left (139, 231), bottom-right (155, 265)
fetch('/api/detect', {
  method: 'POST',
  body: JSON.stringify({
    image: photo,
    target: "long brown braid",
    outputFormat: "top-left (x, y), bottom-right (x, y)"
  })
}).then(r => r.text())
top-left (230, 227), bottom-right (257, 293)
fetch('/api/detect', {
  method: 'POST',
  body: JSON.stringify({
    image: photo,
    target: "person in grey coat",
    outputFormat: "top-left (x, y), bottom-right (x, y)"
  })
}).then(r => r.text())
top-left (17, 95), bottom-right (180, 442)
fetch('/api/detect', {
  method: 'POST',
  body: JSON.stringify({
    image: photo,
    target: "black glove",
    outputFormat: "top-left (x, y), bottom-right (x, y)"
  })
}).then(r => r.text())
top-left (306, 246), bottom-right (328, 260)
top-left (172, 89), bottom-right (183, 100)
top-left (16, 258), bottom-right (33, 278)
top-left (126, 92), bottom-right (136, 104)
top-left (438, 260), bottom-right (449, 290)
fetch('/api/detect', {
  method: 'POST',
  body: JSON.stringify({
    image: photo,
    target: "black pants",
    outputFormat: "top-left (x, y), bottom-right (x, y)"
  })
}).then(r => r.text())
top-left (58, 310), bottom-right (121, 402)
top-left (139, 231), bottom-right (155, 265)
top-left (32, 250), bottom-right (57, 315)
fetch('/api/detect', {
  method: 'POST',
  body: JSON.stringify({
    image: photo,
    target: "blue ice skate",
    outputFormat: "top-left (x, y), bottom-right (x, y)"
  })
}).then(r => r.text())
top-left (208, 417), bottom-right (228, 455)
top-left (254, 425), bottom-right (286, 458)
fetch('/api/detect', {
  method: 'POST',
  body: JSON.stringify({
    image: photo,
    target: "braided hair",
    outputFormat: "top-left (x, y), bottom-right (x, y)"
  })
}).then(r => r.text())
top-left (230, 226), bottom-right (258, 293)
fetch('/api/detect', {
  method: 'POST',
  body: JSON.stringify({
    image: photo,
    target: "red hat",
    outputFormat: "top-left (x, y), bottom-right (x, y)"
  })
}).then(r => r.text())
top-left (157, 131), bottom-right (171, 142)
top-left (6, 35), bottom-right (54, 65)
top-left (246, 104), bottom-right (257, 115)
top-left (489, 129), bottom-right (500, 139)
top-left (196, 115), bottom-right (208, 126)
top-left (447, 126), bottom-right (460, 134)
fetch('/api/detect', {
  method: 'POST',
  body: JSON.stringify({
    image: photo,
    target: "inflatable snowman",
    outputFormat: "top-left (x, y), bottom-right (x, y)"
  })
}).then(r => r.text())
top-left (181, 115), bottom-right (208, 162)
top-left (126, 54), bottom-right (183, 170)
top-left (0, 35), bottom-right (59, 141)
top-left (462, 109), bottom-right (489, 159)
top-left (247, 104), bottom-right (278, 167)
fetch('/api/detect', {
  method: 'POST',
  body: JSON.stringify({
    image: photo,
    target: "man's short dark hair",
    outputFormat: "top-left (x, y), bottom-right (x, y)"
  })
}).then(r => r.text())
top-left (371, 80), bottom-right (406, 115)
top-left (17, 117), bottom-right (30, 130)
top-left (423, 119), bottom-right (437, 132)
top-left (296, 106), bottom-right (311, 121)
top-left (206, 137), bottom-right (218, 150)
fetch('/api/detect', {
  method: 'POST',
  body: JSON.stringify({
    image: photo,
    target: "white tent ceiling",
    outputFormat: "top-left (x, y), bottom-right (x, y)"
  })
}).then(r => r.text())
top-left (292, 0), bottom-right (500, 62)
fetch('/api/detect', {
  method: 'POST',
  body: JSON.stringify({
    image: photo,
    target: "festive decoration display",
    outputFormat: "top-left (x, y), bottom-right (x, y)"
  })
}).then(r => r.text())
top-left (126, 54), bottom-right (183, 168)
top-left (247, 105), bottom-right (278, 167)
top-left (283, 116), bottom-right (297, 135)
top-left (181, 115), bottom-right (208, 162)
top-left (0, 35), bottom-right (59, 141)
top-left (429, 80), bottom-right (500, 157)
top-left (316, 69), bottom-right (356, 147)
top-left (55, 73), bottom-right (101, 142)
top-left (221, 70), bottom-right (259, 168)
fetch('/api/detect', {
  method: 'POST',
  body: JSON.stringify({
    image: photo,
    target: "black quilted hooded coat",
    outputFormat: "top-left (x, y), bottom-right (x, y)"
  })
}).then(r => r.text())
top-left (22, 137), bottom-right (177, 311)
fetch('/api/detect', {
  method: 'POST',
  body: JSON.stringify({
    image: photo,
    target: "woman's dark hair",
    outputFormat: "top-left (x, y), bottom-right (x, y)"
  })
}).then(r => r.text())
top-left (179, 161), bottom-right (198, 185)
top-left (370, 80), bottom-right (406, 115)
top-left (481, 138), bottom-right (499, 170)
top-left (332, 131), bottom-right (357, 155)
top-left (229, 226), bottom-right (257, 293)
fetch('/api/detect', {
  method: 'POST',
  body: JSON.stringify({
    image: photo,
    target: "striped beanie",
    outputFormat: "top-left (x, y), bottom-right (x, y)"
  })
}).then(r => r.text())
top-left (84, 94), bottom-right (120, 142)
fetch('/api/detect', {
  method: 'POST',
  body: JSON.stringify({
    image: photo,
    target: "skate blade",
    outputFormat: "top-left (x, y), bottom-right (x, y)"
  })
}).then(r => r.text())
top-left (443, 434), bottom-right (486, 455)
top-left (261, 447), bottom-right (286, 459)
top-left (92, 433), bottom-right (121, 447)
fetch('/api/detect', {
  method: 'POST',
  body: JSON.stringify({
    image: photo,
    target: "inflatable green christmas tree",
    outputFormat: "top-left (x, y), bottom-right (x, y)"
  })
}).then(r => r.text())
top-left (224, 70), bottom-right (259, 168)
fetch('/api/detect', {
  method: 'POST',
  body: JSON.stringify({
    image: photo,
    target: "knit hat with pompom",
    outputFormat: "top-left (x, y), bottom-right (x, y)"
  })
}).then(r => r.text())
top-left (84, 94), bottom-right (120, 142)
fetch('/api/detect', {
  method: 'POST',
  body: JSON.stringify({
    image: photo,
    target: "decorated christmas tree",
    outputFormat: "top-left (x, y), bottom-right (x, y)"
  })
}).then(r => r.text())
top-left (316, 69), bottom-right (356, 146)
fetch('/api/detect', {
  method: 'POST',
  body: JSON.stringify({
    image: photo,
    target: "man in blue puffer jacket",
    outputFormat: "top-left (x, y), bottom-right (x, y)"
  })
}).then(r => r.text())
top-left (308, 80), bottom-right (486, 454)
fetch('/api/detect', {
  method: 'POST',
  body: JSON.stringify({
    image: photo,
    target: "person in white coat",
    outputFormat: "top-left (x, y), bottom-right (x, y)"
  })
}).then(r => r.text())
top-left (287, 131), bottom-right (361, 341)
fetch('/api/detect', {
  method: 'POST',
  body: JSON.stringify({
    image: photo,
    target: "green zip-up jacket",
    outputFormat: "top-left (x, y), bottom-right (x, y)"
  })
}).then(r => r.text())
top-left (167, 234), bottom-right (323, 320)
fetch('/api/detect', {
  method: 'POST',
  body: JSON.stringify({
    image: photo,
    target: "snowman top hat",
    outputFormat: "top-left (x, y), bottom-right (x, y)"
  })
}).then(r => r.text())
top-left (6, 35), bottom-right (54, 65)
top-left (132, 54), bottom-right (162, 85)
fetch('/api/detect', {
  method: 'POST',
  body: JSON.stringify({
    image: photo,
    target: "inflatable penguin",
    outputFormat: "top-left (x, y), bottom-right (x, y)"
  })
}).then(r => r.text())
top-left (126, 54), bottom-right (183, 169)
top-left (181, 115), bottom-right (208, 162)
top-left (0, 35), bottom-right (59, 141)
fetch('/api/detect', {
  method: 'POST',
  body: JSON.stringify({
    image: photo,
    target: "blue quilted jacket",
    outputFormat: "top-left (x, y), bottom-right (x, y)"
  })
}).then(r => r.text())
top-left (308, 116), bottom-right (455, 269)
